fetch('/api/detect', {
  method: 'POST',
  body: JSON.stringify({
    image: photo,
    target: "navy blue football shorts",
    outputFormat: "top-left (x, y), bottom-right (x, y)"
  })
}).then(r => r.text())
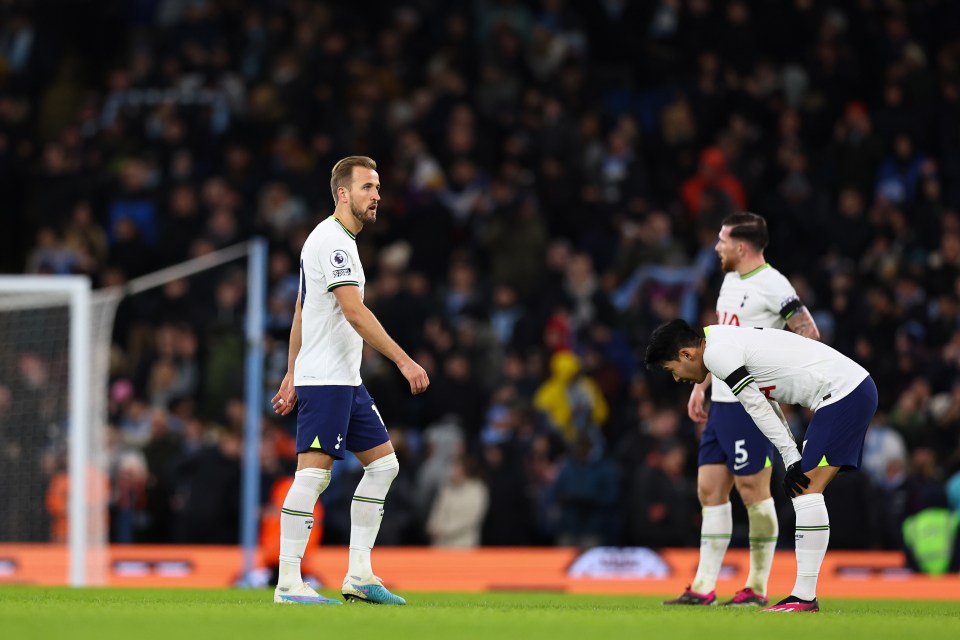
top-left (295, 384), bottom-right (389, 459)
top-left (699, 400), bottom-right (774, 475)
top-left (801, 376), bottom-right (878, 472)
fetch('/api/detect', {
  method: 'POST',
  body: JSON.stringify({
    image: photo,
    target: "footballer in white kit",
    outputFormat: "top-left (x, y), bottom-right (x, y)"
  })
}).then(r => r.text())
top-left (703, 264), bottom-right (802, 474)
top-left (701, 325), bottom-right (873, 472)
top-left (667, 213), bottom-right (820, 608)
top-left (645, 319), bottom-right (878, 613)
top-left (271, 156), bottom-right (430, 607)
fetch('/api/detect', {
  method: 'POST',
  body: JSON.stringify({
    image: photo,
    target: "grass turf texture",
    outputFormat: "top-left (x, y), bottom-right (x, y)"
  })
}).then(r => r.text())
top-left (2, 587), bottom-right (958, 640)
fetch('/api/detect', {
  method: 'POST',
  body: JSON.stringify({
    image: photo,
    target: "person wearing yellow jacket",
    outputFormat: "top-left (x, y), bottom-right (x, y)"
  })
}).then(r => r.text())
top-left (534, 350), bottom-right (609, 444)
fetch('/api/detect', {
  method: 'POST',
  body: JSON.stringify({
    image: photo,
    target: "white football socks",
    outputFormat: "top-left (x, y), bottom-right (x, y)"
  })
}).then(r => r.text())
top-left (347, 453), bottom-right (399, 579)
top-left (691, 501), bottom-right (732, 594)
top-left (791, 492), bottom-right (829, 601)
top-left (278, 467), bottom-right (331, 588)
top-left (745, 497), bottom-right (778, 595)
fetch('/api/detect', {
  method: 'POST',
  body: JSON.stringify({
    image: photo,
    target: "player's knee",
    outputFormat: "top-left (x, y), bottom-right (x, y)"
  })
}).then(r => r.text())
top-left (697, 483), bottom-right (726, 506)
top-left (735, 477), bottom-right (771, 506)
top-left (295, 467), bottom-right (332, 491)
top-left (365, 452), bottom-right (399, 481)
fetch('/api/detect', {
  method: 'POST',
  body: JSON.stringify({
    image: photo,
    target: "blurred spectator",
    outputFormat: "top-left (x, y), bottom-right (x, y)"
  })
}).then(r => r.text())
top-left (680, 147), bottom-right (746, 219)
top-left (481, 439), bottom-right (537, 546)
top-left (414, 420), bottom-right (465, 522)
top-left (172, 428), bottom-right (242, 543)
top-left (481, 193), bottom-right (548, 298)
top-left (875, 134), bottom-right (931, 205)
top-left (901, 446), bottom-right (949, 519)
top-left (552, 434), bottom-right (619, 548)
top-left (534, 350), bottom-right (609, 447)
top-left (108, 158), bottom-right (159, 247)
top-left (25, 227), bottom-right (81, 274)
top-left (623, 439), bottom-right (698, 547)
top-left (110, 450), bottom-right (149, 543)
top-left (826, 102), bottom-right (885, 198)
top-left (426, 455), bottom-right (489, 547)
top-left (62, 201), bottom-right (108, 275)
top-left (862, 422), bottom-right (909, 492)
top-left (44, 454), bottom-right (69, 543)
top-left (423, 351), bottom-right (486, 437)
top-left (902, 506), bottom-right (960, 574)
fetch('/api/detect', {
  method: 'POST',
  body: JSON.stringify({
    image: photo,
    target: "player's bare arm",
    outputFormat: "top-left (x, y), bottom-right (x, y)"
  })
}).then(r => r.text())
top-left (333, 285), bottom-right (430, 395)
top-left (786, 307), bottom-right (820, 340)
top-left (272, 294), bottom-right (303, 415)
top-left (688, 372), bottom-right (711, 423)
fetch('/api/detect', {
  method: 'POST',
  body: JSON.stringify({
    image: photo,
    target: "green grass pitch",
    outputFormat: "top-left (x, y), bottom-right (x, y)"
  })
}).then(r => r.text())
top-left (2, 587), bottom-right (958, 640)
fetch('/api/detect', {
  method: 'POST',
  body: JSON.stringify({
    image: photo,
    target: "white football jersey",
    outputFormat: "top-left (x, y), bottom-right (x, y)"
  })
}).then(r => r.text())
top-left (294, 216), bottom-right (365, 386)
top-left (711, 263), bottom-right (802, 403)
top-left (703, 324), bottom-right (870, 466)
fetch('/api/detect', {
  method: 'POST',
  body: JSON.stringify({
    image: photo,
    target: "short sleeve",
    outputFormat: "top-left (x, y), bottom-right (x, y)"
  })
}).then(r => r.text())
top-left (758, 271), bottom-right (803, 320)
top-left (315, 234), bottom-right (359, 292)
top-left (702, 339), bottom-right (745, 384)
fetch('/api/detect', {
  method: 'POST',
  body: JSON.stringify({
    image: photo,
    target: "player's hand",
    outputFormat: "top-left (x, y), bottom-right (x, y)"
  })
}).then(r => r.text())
top-left (687, 386), bottom-right (708, 423)
top-left (398, 357), bottom-right (430, 395)
top-left (271, 372), bottom-right (298, 415)
top-left (782, 462), bottom-right (810, 498)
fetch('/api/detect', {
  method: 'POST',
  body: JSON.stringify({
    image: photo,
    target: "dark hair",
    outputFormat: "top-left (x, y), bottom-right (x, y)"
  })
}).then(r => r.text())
top-left (721, 211), bottom-right (768, 251)
top-left (644, 319), bottom-right (702, 370)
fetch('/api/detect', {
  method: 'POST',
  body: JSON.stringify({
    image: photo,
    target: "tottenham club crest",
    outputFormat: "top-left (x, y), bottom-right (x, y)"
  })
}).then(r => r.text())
top-left (330, 250), bottom-right (348, 268)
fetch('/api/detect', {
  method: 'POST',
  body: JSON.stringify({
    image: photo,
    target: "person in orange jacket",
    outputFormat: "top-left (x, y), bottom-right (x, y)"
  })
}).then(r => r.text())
top-left (680, 147), bottom-right (747, 218)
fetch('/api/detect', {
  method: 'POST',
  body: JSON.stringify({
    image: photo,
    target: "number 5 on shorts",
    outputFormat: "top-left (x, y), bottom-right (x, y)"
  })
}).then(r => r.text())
top-left (734, 438), bottom-right (748, 470)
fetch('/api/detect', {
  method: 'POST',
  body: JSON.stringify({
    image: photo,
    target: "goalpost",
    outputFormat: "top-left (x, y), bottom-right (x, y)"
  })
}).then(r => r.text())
top-left (0, 238), bottom-right (267, 586)
top-left (0, 276), bottom-right (94, 585)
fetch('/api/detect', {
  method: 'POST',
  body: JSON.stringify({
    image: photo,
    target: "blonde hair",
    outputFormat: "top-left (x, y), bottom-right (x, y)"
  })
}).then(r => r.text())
top-left (330, 156), bottom-right (377, 204)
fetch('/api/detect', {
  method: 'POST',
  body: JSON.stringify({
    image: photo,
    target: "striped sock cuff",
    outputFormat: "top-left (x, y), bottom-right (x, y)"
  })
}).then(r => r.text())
top-left (352, 495), bottom-right (385, 505)
top-left (281, 507), bottom-right (314, 518)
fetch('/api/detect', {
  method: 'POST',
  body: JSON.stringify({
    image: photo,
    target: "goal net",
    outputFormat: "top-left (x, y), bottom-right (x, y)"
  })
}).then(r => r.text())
top-left (0, 239), bottom-right (266, 586)
top-left (0, 276), bottom-right (110, 585)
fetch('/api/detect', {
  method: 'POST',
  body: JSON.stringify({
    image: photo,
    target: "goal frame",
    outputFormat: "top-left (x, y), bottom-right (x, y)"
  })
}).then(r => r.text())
top-left (0, 238), bottom-right (267, 586)
top-left (0, 275), bottom-right (92, 586)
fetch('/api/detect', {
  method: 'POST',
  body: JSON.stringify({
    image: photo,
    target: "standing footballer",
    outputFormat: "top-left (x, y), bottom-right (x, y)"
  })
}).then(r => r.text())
top-left (272, 156), bottom-right (429, 605)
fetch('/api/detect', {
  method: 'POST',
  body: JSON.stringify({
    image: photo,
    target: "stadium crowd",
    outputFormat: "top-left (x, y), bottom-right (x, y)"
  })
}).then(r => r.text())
top-left (1, 0), bottom-right (959, 562)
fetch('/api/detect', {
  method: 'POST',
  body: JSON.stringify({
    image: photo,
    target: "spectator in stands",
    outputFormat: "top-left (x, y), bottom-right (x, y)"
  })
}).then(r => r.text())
top-left (534, 350), bottom-right (609, 447)
top-left (172, 428), bottom-right (242, 544)
top-left (623, 439), bottom-right (698, 548)
top-left (680, 147), bottom-right (746, 219)
top-left (553, 434), bottom-right (620, 548)
top-left (426, 455), bottom-right (489, 547)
